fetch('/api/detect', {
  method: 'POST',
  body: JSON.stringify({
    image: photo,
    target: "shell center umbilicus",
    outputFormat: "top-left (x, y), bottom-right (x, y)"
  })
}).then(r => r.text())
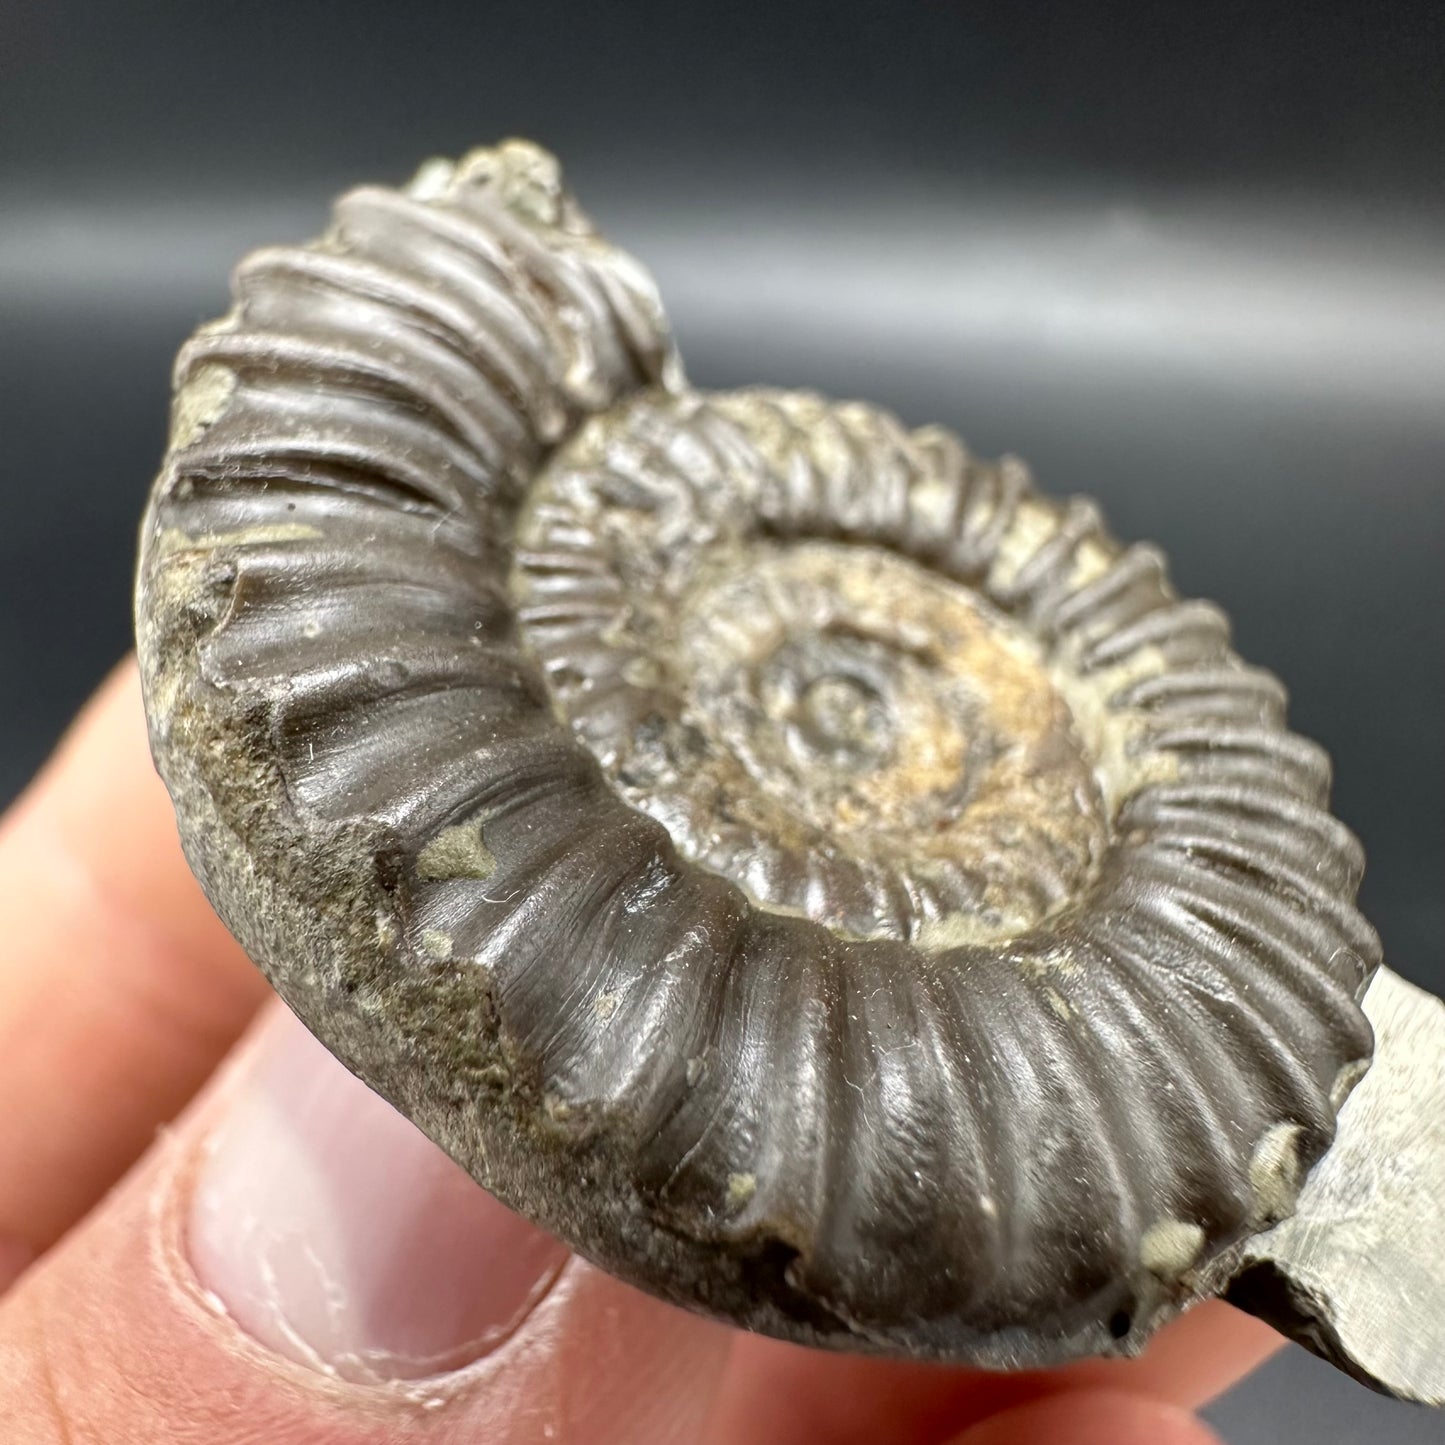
top-left (512, 393), bottom-right (1113, 944)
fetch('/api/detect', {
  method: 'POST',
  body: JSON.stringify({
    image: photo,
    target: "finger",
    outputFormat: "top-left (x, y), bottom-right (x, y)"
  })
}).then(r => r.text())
top-left (1048, 1296), bottom-right (1281, 1406)
top-left (0, 1002), bottom-right (732, 1445)
top-left (944, 1391), bottom-right (1222, 1445)
top-left (705, 1299), bottom-right (1279, 1444)
top-left (0, 660), bottom-right (269, 1269)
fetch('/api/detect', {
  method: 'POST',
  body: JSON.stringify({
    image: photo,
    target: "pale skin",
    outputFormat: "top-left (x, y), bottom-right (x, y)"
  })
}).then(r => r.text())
top-left (0, 660), bottom-right (1282, 1444)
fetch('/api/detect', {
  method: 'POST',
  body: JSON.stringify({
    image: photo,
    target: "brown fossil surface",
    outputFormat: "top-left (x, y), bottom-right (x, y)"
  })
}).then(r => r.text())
top-left (135, 142), bottom-right (1379, 1368)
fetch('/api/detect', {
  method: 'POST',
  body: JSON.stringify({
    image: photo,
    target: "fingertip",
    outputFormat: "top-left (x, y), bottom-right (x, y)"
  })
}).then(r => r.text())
top-left (704, 1298), bottom-right (1280, 1445)
top-left (0, 1237), bottom-right (33, 1298)
top-left (945, 1390), bottom-right (1222, 1445)
top-left (11, 658), bottom-right (146, 820)
top-left (1057, 1299), bottom-right (1283, 1410)
top-left (0, 656), bottom-right (268, 1250)
top-left (3, 656), bottom-right (258, 1002)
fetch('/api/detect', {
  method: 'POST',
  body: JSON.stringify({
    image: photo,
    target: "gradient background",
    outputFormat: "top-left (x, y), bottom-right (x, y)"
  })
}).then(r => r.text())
top-left (1, 4), bottom-right (1441, 1439)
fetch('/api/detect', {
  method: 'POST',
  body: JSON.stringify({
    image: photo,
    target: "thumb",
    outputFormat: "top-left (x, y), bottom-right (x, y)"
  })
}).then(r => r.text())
top-left (0, 1002), bottom-right (732, 1444)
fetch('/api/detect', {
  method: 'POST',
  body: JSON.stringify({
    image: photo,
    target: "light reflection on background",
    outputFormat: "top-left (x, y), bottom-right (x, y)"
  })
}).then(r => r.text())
top-left (5, 191), bottom-right (1444, 406)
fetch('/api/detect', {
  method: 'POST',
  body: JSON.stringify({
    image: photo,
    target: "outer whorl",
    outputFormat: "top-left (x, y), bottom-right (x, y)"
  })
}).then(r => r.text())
top-left (135, 142), bottom-right (1380, 1367)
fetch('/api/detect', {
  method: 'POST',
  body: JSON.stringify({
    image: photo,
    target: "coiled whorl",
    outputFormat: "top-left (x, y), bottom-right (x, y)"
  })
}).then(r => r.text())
top-left (136, 142), bottom-right (1379, 1366)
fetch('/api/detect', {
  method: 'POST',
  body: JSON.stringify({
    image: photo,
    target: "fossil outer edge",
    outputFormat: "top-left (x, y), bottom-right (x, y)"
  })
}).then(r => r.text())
top-left (135, 142), bottom-right (1381, 1368)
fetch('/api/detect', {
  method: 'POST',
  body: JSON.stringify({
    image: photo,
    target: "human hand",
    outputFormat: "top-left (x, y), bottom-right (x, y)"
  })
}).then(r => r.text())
top-left (0, 661), bottom-right (1281, 1443)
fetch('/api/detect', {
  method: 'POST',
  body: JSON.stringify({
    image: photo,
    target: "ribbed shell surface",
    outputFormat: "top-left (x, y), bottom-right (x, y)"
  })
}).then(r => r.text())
top-left (135, 142), bottom-right (1380, 1367)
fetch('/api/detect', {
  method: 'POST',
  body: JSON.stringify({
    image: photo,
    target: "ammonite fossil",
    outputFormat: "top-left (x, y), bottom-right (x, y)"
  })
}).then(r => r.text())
top-left (135, 143), bottom-right (1443, 1388)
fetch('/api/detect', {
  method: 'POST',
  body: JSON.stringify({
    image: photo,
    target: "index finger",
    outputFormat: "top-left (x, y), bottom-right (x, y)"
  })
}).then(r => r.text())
top-left (0, 659), bottom-right (269, 1273)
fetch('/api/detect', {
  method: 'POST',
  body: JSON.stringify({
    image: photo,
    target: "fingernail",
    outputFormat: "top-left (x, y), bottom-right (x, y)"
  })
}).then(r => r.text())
top-left (187, 1006), bottom-right (568, 1383)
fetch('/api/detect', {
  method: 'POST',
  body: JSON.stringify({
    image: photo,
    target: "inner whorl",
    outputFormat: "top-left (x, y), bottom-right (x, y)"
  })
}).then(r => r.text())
top-left (513, 392), bottom-right (1136, 946)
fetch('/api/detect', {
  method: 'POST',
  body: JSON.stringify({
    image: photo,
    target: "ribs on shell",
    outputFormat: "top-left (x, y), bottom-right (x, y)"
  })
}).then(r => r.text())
top-left (134, 142), bottom-right (1444, 1400)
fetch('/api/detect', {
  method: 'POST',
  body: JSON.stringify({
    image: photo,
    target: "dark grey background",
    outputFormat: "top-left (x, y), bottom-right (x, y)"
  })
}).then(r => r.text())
top-left (1, 3), bottom-right (1441, 1440)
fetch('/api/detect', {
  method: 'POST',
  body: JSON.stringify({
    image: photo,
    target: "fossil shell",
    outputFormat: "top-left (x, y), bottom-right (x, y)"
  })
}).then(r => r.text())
top-left (135, 142), bottom-right (1380, 1368)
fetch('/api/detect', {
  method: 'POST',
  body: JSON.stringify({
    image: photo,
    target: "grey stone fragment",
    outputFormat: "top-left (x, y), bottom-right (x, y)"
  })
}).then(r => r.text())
top-left (1226, 967), bottom-right (1445, 1406)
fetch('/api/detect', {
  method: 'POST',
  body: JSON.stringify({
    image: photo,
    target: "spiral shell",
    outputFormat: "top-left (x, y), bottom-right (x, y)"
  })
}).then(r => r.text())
top-left (135, 142), bottom-right (1379, 1367)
